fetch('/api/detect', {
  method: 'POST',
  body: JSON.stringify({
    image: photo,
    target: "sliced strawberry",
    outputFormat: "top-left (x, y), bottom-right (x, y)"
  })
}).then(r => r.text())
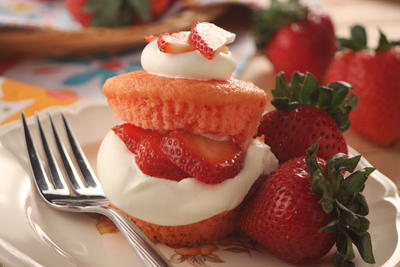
top-left (157, 31), bottom-right (196, 54)
top-left (145, 35), bottom-right (158, 43)
top-left (161, 131), bottom-right (244, 184)
top-left (189, 22), bottom-right (236, 59)
top-left (135, 131), bottom-right (189, 181)
top-left (112, 123), bottom-right (150, 154)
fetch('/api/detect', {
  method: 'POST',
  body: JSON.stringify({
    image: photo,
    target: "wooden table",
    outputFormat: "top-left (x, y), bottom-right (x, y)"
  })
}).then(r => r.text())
top-left (237, 0), bottom-right (400, 187)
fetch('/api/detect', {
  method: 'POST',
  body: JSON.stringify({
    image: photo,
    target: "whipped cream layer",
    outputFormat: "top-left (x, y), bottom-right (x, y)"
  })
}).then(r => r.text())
top-left (97, 131), bottom-right (278, 226)
top-left (141, 40), bottom-right (237, 80)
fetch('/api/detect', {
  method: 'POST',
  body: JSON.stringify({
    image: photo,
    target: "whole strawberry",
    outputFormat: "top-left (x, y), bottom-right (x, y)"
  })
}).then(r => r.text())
top-left (66, 0), bottom-right (170, 27)
top-left (254, 0), bottom-right (336, 81)
top-left (240, 143), bottom-right (375, 266)
top-left (325, 25), bottom-right (400, 146)
top-left (257, 72), bottom-right (357, 163)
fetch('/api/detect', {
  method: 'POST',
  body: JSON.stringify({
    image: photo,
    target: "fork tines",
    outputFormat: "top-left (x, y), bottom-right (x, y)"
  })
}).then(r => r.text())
top-left (21, 112), bottom-right (104, 198)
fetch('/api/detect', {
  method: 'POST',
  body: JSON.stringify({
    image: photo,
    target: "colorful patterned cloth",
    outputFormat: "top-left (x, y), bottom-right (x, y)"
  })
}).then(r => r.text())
top-left (0, 77), bottom-right (78, 125)
top-left (0, 0), bottom-right (80, 30)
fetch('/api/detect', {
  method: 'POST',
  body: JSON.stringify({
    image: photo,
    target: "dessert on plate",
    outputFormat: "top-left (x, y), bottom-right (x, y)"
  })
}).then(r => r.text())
top-left (97, 22), bottom-right (279, 247)
top-left (96, 21), bottom-right (376, 267)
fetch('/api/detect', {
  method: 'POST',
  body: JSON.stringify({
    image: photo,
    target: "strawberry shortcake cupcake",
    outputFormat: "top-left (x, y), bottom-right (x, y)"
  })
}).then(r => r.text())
top-left (97, 22), bottom-right (279, 247)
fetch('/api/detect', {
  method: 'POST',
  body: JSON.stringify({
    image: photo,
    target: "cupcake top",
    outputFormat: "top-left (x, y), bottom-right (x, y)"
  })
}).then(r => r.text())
top-left (103, 22), bottom-right (267, 143)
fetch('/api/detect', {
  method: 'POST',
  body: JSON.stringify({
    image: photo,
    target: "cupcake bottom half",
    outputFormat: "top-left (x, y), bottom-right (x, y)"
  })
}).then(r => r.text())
top-left (112, 204), bottom-right (239, 247)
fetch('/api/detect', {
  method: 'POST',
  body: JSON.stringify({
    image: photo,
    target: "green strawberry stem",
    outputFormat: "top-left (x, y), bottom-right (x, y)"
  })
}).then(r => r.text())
top-left (306, 143), bottom-right (376, 267)
top-left (253, 0), bottom-right (308, 50)
top-left (83, 0), bottom-right (151, 27)
top-left (271, 72), bottom-right (358, 132)
top-left (338, 25), bottom-right (400, 52)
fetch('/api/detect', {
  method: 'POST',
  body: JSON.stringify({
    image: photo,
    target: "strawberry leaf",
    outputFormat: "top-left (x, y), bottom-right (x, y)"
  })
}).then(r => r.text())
top-left (299, 73), bottom-right (318, 105)
top-left (329, 154), bottom-right (360, 173)
top-left (376, 29), bottom-right (391, 52)
top-left (84, 0), bottom-right (130, 27)
top-left (83, 0), bottom-right (151, 27)
top-left (311, 166), bottom-right (335, 213)
top-left (342, 167), bottom-right (375, 194)
top-left (305, 144), bottom-right (375, 267)
top-left (338, 201), bottom-right (370, 232)
top-left (305, 142), bottom-right (320, 174)
top-left (316, 87), bottom-right (334, 109)
top-left (320, 219), bottom-right (339, 233)
top-left (271, 72), bottom-right (357, 131)
top-left (351, 194), bottom-right (369, 216)
top-left (351, 25), bottom-right (368, 49)
top-left (326, 153), bottom-right (351, 192)
top-left (375, 29), bottom-right (400, 52)
top-left (337, 25), bottom-right (367, 51)
top-left (127, 0), bottom-right (151, 21)
top-left (290, 72), bottom-right (305, 100)
top-left (336, 230), bottom-right (355, 262)
top-left (271, 98), bottom-right (290, 110)
top-left (348, 230), bottom-right (375, 264)
top-left (338, 25), bottom-right (399, 52)
top-left (328, 82), bottom-right (352, 108)
top-left (253, 0), bottom-right (308, 50)
top-left (272, 73), bottom-right (290, 98)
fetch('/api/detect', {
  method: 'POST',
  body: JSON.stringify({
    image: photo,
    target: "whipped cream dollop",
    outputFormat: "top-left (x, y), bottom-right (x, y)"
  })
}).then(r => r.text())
top-left (97, 131), bottom-right (279, 226)
top-left (141, 40), bottom-right (237, 80)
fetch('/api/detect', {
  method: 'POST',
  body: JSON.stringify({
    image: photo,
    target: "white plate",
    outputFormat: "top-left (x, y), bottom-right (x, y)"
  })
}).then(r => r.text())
top-left (0, 101), bottom-right (399, 267)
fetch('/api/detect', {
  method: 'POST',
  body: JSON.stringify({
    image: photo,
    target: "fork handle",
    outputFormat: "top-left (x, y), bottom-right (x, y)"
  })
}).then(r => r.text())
top-left (96, 206), bottom-right (172, 267)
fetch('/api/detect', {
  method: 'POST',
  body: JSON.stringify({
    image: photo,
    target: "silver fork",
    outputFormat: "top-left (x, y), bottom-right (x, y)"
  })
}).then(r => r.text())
top-left (21, 112), bottom-right (171, 267)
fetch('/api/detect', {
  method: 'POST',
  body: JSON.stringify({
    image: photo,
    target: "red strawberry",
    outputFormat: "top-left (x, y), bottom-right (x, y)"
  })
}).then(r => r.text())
top-left (325, 25), bottom-right (400, 146)
top-left (189, 22), bottom-right (236, 59)
top-left (240, 144), bottom-right (375, 265)
top-left (112, 123), bottom-right (150, 154)
top-left (66, 0), bottom-right (170, 27)
top-left (135, 132), bottom-right (189, 181)
top-left (259, 106), bottom-right (347, 162)
top-left (257, 72), bottom-right (356, 163)
top-left (151, 0), bottom-right (170, 17)
top-left (161, 131), bottom-right (244, 184)
top-left (254, 0), bottom-right (336, 81)
top-left (157, 31), bottom-right (196, 54)
top-left (66, 0), bottom-right (92, 27)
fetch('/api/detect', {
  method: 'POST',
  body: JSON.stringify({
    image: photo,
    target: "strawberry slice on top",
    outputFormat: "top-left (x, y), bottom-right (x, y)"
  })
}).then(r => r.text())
top-left (189, 22), bottom-right (236, 59)
top-left (161, 131), bottom-right (244, 184)
top-left (157, 31), bottom-right (196, 54)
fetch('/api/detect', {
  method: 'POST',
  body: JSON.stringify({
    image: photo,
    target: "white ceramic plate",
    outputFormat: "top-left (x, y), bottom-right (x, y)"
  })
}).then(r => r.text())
top-left (0, 101), bottom-right (399, 267)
